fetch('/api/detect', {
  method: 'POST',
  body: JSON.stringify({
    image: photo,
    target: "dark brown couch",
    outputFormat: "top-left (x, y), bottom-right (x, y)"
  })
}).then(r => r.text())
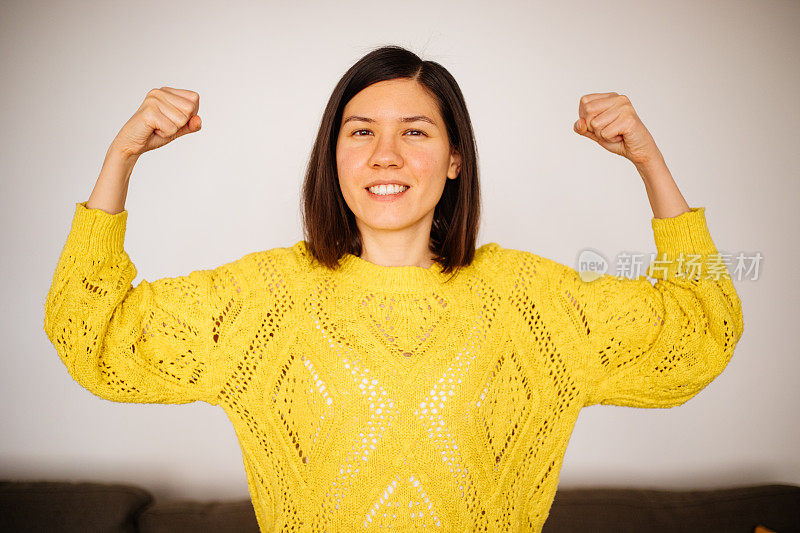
top-left (1, 480), bottom-right (797, 532)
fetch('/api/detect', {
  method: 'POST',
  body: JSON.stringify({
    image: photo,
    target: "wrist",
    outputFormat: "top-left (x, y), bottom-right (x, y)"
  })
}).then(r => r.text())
top-left (635, 153), bottom-right (670, 183)
top-left (106, 139), bottom-right (140, 168)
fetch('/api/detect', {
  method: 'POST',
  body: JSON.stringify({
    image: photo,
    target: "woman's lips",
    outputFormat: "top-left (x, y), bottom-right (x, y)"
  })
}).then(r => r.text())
top-left (365, 186), bottom-right (410, 202)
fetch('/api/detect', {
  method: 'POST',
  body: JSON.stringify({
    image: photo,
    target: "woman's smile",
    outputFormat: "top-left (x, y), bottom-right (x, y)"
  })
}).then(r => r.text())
top-left (365, 184), bottom-right (411, 202)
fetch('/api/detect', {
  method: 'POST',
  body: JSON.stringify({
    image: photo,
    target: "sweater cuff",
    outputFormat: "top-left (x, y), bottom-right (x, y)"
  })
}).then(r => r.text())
top-left (651, 206), bottom-right (717, 255)
top-left (646, 206), bottom-right (725, 281)
top-left (67, 201), bottom-right (128, 256)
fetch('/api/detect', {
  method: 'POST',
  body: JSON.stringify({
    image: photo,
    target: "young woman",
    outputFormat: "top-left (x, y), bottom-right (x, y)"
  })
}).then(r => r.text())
top-left (44, 45), bottom-right (744, 532)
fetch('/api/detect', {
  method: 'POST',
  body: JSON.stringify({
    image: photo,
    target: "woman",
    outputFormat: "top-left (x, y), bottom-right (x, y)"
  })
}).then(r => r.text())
top-left (44, 45), bottom-right (744, 532)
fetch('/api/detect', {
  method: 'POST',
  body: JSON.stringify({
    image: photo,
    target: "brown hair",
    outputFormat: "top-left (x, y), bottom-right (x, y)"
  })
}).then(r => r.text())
top-left (300, 45), bottom-right (482, 279)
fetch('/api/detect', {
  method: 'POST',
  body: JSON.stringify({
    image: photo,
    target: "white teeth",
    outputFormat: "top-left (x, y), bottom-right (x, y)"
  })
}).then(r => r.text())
top-left (368, 184), bottom-right (409, 195)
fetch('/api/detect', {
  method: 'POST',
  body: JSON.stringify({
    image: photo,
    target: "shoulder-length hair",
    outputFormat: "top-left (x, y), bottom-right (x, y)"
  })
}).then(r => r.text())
top-left (300, 44), bottom-right (482, 276)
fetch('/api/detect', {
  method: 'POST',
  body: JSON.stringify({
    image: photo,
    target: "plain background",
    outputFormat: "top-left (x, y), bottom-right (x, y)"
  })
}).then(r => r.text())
top-left (1, 0), bottom-right (797, 502)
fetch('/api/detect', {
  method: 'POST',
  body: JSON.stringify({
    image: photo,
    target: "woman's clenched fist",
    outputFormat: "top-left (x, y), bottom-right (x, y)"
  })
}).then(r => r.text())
top-left (112, 87), bottom-right (202, 158)
top-left (572, 92), bottom-right (661, 167)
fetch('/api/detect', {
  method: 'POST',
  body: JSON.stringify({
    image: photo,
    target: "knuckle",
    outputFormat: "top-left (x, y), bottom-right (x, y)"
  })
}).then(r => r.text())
top-left (176, 99), bottom-right (193, 116)
top-left (146, 90), bottom-right (164, 106)
top-left (143, 107), bottom-right (160, 124)
top-left (143, 97), bottom-right (159, 111)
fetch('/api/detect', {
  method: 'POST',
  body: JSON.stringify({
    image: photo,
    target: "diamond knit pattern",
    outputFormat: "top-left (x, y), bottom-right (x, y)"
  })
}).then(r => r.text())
top-left (44, 201), bottom-right (744, 532)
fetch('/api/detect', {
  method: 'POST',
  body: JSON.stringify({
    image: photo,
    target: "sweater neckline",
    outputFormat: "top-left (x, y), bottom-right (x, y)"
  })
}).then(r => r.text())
top-left (335, 251), bottom-right (455, 289)
top-left (330, 243), bottom-right (496, 291)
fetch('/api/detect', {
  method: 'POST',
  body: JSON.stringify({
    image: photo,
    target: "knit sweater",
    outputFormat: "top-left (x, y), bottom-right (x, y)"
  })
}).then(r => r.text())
top-left (44, 200), bottom-right (744, 532)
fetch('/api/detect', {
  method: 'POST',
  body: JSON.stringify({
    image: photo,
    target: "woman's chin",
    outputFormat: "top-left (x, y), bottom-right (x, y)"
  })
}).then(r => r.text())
top-left (357, 214), bottom-right (418, 232)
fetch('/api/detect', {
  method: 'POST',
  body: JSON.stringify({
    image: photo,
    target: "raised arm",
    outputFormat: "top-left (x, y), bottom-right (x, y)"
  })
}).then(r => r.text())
top-left (43, 87), bottom-right (249, 405)
top-left (563, 91), bottom-right (744, 407)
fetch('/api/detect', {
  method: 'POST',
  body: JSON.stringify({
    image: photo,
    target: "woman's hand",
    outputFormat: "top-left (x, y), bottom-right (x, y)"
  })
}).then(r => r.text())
top-left (111, 87), bottom-right (202, 159)
top-left (85, 87), bottom-right (202, 214)
top-left (573, 92), bottom-right (661, 167)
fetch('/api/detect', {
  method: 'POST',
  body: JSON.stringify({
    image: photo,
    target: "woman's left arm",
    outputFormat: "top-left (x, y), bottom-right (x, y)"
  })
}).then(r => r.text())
top-left (566, 92), bottom-right (745, 408)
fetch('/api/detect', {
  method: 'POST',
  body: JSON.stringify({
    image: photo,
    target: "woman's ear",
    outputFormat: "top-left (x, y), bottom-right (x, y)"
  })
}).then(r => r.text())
top-left (448, 149), bottom-right (462, 179)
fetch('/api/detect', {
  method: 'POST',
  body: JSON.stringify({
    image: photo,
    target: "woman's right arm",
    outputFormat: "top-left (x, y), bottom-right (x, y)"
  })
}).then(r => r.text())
top-left (43, 88), bottom-right (248, 406)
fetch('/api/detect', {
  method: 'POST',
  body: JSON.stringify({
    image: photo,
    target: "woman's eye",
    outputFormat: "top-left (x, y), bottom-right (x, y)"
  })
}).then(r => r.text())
top-left (351, 129), bottom-right (426, 137)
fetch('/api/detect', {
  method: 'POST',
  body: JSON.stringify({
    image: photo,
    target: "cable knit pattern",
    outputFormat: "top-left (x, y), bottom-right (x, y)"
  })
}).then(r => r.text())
top-left (43, 201), bottom-right (743, 532)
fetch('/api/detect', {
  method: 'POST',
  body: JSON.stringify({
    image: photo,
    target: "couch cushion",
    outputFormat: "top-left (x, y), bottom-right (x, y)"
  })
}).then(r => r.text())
top-left (137, 498), bottom-right (259, 533)
top-left (0, 480), bottom-right (152, 533)
top-left (542, 483), bottom-right (800, 533)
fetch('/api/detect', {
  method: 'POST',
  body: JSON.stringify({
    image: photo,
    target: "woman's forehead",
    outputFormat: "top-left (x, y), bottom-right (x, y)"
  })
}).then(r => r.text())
top-left (344, 80), bottom-right (440, 117)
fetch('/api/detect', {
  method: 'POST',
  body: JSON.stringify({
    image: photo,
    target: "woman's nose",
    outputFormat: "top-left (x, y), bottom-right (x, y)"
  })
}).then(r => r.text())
top-left (369, 135), bottom-right (403, 168)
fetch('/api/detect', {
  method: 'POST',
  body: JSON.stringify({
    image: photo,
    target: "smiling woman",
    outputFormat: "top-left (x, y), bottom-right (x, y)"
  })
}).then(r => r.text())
top-left (334, 77), bottom-right (463, 270)
top-left (300, 46), bottom-right (479, 278)
top-left (44, 44), bottom-right (743, 533)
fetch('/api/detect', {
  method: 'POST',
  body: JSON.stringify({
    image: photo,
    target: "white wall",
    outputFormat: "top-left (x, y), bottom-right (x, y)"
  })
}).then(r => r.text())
top-left (1, 0), bottom-right (796, 501)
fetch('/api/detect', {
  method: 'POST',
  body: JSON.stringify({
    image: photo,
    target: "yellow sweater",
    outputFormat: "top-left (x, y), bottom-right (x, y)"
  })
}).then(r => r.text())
top-left (44, 201), bottom-right (743, 532)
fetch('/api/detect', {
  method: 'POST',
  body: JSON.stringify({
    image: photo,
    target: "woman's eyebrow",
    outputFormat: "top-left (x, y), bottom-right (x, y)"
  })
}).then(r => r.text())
top-left (342, 115), bottom-right (437, 126)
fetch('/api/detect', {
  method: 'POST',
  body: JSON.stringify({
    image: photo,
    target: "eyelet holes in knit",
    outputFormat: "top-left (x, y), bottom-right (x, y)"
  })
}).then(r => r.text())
top-left (301, 279), bottom-right (397, 517)
top-left (476, 348), bottom-right (536, 467)
top-left (596, 279), bottom-right (666, 372)
top-left (506, 253), bottom-right (585, 521)
top-left (307, 279), bottom-right (489, 529)
top-left (562, 284), bottom-right (590, 336)
top-left (364, 477), bottom-right (442, 528)
top-left (214, 248), bottom-right (292, 516)
top-left (135, 275), bottom-right (224, 387)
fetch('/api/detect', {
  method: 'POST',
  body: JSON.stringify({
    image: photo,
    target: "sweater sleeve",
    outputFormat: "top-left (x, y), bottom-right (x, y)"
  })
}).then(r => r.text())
top-left (557, 207), bottom-right (744, 408)
top-left (43, 201), bottom-right (250, 406)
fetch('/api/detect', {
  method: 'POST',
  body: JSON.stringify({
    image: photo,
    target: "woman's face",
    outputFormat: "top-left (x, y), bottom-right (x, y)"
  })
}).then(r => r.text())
top-left (336, 78), bottom-right (461, 238)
